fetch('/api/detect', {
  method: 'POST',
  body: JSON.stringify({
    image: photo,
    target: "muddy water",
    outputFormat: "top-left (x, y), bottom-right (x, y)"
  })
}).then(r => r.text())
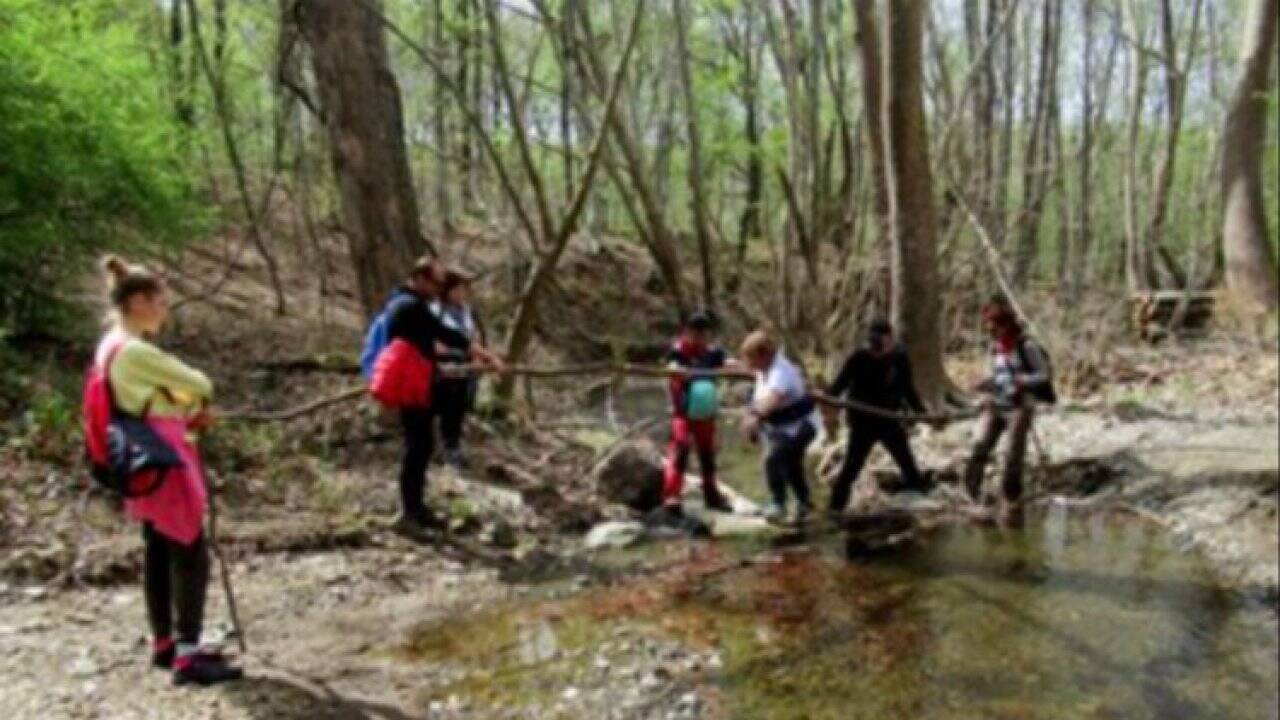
top-left (700, 512), bottom-right (1277, 719)
top-left (401, 511), bottom-right (1277, 718)
top-left (401, 383), bottom-right (1278, 718)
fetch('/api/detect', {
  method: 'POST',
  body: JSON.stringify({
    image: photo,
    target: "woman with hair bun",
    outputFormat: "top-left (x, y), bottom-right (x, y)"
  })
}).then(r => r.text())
top-left (93, 255), bottom-right (242, 686)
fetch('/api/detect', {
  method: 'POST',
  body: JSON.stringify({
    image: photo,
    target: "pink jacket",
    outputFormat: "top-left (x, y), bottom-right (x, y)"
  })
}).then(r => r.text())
top-left (95, 330), bottom-right (210, 546)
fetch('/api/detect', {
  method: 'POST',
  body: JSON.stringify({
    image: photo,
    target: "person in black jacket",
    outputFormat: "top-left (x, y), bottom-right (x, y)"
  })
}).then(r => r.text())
top-left (387, 258), bottom-right (504, 538)
top-left (824, 319), bottom-right (931, 517)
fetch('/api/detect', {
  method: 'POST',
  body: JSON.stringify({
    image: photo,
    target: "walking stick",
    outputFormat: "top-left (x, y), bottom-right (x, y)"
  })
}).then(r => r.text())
top-left (206, 476), bottom-right (246, 653)
top-left (198, 422), bottom-right (247, 654)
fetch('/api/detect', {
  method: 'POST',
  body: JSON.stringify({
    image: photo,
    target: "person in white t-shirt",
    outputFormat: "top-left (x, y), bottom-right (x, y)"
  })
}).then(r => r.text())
top-left (740, 330), bottom-right (818, 525)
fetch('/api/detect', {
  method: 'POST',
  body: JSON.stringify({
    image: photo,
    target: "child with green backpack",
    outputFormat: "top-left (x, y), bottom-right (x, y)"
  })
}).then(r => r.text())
top-left (661, 311), bottom-right (739, 515)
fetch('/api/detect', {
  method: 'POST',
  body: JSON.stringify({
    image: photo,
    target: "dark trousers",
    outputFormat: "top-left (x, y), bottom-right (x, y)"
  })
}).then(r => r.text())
top-left (433, 378), bottom-right (471, 452)
top-left (142, 524), bottom-right (209, 645)
top-left (763, 422), bottom-right (816, 508)
top-left (400, 408), bottom-right (435, 521)
top-left (964, 400), bottom-right (1035, 502)
top-left (829, 420), bottom-right (923, 512)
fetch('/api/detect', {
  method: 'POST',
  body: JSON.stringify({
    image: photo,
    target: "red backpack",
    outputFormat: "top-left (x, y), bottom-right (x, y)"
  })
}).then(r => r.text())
top-left (83, 345), bottom-right (123, 476)
top-left (369, 339), bottom-right (434, 409)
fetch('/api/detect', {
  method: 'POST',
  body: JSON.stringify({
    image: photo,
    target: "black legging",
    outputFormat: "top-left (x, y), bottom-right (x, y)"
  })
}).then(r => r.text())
top-left (763, 421), bottom-right (816, 509)
top-left (142, 524), bottom-right (209, 645)
top-left (829, 419), bottom-right (923, 512)
top-left (400, 408), bottom-right (435, 521)
top-left (433, 378), bottom-right (471, 452)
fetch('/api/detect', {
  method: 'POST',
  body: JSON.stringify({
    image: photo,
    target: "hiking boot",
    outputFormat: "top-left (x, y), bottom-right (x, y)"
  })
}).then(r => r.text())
top-left (762, 503), bottom-right (786, 525)
top-left (703, 491), bottom-right (734, 514)
top-left (173, 651), bottom-right (243, 687)
top-left (152, 638), bottom-right (175, 670)
top-left (393, 511), bottom-right (444, 541)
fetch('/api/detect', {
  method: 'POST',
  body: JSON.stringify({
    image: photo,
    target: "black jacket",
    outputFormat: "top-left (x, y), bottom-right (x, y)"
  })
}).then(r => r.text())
top-left (826, 345), bottom-right (925, 419)
top-left (386, 287), bottom-right (470, 361)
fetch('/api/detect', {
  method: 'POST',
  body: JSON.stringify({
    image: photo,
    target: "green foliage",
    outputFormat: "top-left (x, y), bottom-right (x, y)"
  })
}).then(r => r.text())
top-left (0, 0), bottom-right (202, 335)
top-left (4, 389), bottom-right (79, 462)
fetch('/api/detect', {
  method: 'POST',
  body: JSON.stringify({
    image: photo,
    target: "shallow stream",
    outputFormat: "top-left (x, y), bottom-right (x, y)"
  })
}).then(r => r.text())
top-left (401, 382), bottom-right (1279, 718)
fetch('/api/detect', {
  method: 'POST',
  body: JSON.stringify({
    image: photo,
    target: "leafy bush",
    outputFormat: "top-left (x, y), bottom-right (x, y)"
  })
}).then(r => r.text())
top-left (0, 0), bottom-right (202, 335)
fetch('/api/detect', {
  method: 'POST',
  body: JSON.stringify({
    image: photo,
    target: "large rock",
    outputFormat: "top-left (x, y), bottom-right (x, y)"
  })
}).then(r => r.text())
top-left (592, 438), bottom-right (666, 512)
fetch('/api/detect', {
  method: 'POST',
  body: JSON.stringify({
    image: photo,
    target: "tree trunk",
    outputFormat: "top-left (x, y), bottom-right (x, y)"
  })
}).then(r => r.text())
top-left (1010, 0), bottom-right (1058, 288)
top-left (880, 0), bottom-right (949, 405)
top-left (168, 0), bottom-right (195, 127)
top-left (673, 0), bottom-right (716, 311)
top-left (457, 0), bottom-right (477, 214)
top-left (297, 0), bottom-right (428, 318)
top-left (433, 0), bottom-right (453, 234)
top-left (1122, 0), bottom-right (1153, 292)
top-left (992, 0), bottom-right (1015, 250)
top-left (1069, 0), bottom-right (1095, 300)
top-left (1144, 0), bottom-right (1204, 290)
top-left (963, 0), bottom-right (995, 232)
top-left (730, 7), bottom-right (763, 297)
top-left (852, 0), bottom-right (891, 302)
top-left (559, 0), bottom-right (576, 204)
top-left (1221, 0), bottom-right (1279, 312)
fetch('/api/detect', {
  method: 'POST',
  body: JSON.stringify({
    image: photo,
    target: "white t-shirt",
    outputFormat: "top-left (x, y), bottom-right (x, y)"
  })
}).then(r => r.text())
top-left (429, 301), bottom-right (477, 361)
top-left (753, 351), bottom-right (813, 437)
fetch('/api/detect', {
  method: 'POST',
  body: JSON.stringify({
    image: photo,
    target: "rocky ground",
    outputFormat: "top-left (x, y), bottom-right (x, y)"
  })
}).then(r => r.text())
top-left (1, 333), bottom-right (1276, 719)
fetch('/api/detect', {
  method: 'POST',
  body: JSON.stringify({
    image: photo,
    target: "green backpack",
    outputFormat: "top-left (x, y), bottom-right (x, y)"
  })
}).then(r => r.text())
top-left (685, 378), bottom-right (720, 420)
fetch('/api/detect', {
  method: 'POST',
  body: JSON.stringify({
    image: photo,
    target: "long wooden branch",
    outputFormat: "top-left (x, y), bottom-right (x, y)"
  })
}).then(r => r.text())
top-left (223, 386), bottom-right (366, 422)
top-left (811, 393), bottom-right (980, 423)
top-left (448, 363), bottom-right (755, 381)
top-left (223, 362), bottom-right (987, 425)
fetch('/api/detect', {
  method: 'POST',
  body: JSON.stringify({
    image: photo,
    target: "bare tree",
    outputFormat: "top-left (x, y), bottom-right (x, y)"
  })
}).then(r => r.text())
top-left (853, 0), bottom-right (890, 300)
top-left (1010, 0), bottom-right (1060, 287)
top-left (1122, 0), bottom-right (1153, 291)
top-left (880, 0), bottom-right (950, 404)
top-left (296, 0), bottom-right (429, 317)
top-left (1221, 0), bottom-right (1279, 312)
top-left (1069, 0), bottom-right (1096, 300)
top-left (433, 0), bottom-right (453, 234)
top-left (674, 0), bottom-right (716, 311)
top-left (1143, 0), bottom-right (1205, 290)
top-left (719, 4), bottom-right (764, 295)
top-left (187, 0), bottom-right (288, 315)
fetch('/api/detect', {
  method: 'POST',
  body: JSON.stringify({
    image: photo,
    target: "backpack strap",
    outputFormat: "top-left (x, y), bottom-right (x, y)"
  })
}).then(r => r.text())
top-left (101, 342), bottom-right (126, 414)
top-left (102, 341), bottom-right (175, 420)
top-left (1016, 338), bottom-right (1045, 375)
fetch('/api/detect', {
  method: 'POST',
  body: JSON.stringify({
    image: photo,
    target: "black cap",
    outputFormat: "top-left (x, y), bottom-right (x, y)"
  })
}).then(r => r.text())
top-left (865, 318), bottom-right (893, 346)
